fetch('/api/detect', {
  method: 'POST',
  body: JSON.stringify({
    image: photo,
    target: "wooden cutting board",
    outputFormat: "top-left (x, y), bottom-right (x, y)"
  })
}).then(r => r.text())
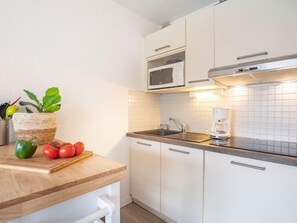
top-left (0, 144), bottom-right (93, 174)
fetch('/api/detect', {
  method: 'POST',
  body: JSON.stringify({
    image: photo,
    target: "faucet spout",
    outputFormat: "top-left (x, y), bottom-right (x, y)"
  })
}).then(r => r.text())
top-left (169, 118), bottom-right (185, 133)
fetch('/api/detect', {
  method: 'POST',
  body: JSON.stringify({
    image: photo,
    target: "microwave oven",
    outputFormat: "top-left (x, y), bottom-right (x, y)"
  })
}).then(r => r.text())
top-left (148, 61), bottom-right (184, 90)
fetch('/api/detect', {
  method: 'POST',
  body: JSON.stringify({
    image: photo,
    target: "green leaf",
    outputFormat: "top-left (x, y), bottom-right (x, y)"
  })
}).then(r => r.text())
top-left (25, 107), bottom-right (33, 113)
top-left (44, 104), bottom-right (61, 113)
top-left (23, 89), bottom-right (42, 109)
top-left (19, 101), bottom-right (41, 112)
top-left (42, 87), bottom-right (61, 112)
top-left (20, 87), bottom-right (61, 113)
top-left (42, 95), bottom-right (61, 111)
top-left (45, 87), bottom-right (59, 96)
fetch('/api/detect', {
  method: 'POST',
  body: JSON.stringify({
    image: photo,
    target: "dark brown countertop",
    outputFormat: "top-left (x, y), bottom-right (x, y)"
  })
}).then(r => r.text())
top-left (127, 132), bottom-right (297, 167)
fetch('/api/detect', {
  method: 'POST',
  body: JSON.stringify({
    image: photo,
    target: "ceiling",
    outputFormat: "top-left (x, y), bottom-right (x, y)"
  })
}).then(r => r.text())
top-left (112, 0), bottom-right (218, 26)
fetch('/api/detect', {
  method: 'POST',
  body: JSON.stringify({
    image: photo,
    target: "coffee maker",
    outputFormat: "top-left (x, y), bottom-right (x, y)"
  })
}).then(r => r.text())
top-left (210, 107), bottom-right (231, 139)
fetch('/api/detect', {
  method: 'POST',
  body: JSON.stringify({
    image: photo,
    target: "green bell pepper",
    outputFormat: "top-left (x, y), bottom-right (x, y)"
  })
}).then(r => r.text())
top-left (15, 138), bottom-right (38, 159)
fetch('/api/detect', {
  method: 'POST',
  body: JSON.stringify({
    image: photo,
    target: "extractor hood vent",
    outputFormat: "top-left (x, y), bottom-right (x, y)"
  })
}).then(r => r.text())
top-left (208, 54), bottom-right (297, 87)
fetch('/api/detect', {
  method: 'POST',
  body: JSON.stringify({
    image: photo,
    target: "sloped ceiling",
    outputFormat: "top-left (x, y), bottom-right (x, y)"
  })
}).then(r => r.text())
top-left (113, 0), bottom-right (218, 25)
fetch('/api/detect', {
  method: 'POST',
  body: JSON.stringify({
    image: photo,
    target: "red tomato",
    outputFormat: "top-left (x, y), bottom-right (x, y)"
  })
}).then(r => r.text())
top-left (43, 144), bottom-right (59, 159)
top-left (74, 142), bottom-right (85, 156)
top-left (51, 141), bottom-right (64, 149)
top-left (59, 144), bottom-right (75, 158)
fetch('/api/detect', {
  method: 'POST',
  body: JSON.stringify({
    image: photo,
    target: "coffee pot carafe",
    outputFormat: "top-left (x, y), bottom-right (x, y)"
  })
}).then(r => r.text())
top-left (210, 107), bottom-right (230, 139)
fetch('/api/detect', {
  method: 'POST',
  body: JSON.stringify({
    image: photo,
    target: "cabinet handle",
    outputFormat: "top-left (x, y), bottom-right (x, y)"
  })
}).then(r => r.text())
top-left (237, 51), bottom-right (268, 60)
top-left (155, 45), bottom-right (170, 52)
top-left (137, 141), bottom-right (152, 147)
top-left (230, 161), bottom-right (266, 171)
top-left (188, 79), bottom-right (209, 84)
top-left (169, 148), bottom-right (190, 155)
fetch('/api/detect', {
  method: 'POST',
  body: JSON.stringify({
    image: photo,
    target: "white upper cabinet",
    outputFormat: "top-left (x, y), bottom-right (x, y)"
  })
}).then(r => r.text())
top-left (186, 6), bottom-right (215, 88)
top-left (144, 20), bottom-right (185, 58)
top-left (204, 151), bottom-right (297, 223)
top-left (214, 0), bottom-right (297, 67)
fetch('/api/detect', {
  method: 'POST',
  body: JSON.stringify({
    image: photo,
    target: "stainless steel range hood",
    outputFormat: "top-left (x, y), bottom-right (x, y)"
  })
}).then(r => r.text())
top-left (208, 54), bottom-right (297, 87)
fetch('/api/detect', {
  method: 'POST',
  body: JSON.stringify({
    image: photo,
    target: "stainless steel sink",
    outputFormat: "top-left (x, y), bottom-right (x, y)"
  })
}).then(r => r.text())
top-left (134, 129), bottom-right (181, 136)
top-left (165, 132), bottom-right (211, 143)
top-left (133, 129), bottom-right (211, 143)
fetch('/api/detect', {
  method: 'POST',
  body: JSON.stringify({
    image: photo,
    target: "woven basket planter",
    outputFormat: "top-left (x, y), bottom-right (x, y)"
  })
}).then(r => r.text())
top-left (12, 113), bottom-right (57, 145)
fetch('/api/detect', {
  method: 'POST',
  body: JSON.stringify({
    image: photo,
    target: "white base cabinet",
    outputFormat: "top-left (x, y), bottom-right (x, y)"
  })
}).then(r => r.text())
top-left (130, 139), bottom-right (204, 222)
top-left (130, 138), bottom-right (161, 212)
top-left (161, 144), bottom-right (203, 223)
top-left (204, 151), bottom-right (297, 223)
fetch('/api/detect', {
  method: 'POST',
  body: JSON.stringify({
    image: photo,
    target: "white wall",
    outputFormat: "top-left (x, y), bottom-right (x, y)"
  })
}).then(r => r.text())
top-left (0, 0), bottom-right (158, 205)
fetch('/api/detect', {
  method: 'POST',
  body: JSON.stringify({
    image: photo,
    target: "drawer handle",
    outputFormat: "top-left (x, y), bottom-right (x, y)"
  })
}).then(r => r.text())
top-left (188, 79), bottom-right (209, 84)
top-left (169, 148), bottom-right (190, 155)
top-left (230, 161), bottom-right (266, 171)
top-left (237, 51), bottom-right (268, 60)
top-left (155, 45), bottom-right (170, 52)
top-left (137, 141), bottom-right (152, 146)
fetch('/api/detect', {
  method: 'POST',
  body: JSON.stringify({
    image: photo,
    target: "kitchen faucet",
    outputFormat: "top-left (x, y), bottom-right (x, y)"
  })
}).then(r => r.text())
top-left (169, 118), bottom-right (185, 133)
top-left (160, 124), bottom-right (170, 130)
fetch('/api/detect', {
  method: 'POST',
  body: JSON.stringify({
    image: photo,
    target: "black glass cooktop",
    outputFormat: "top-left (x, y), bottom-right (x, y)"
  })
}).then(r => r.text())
top-left (210, 137), bottom-right (297, 158)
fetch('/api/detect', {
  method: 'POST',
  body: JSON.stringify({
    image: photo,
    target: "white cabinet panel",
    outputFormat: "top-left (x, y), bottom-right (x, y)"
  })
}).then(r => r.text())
top-left (11, 183), bottom-right (120, 223)
top-left (186, 6), bottom-right (215, 88)
top-left (161, 143), bottom-right (203, 223)
top-left (130, 138), bottom-right (161, 212)
top-left (204, 151), bottom-right (297, 223)
top-left (144, 21), bottom-right (185, 58)
top-left (215, 0), bottom-right (297, 67)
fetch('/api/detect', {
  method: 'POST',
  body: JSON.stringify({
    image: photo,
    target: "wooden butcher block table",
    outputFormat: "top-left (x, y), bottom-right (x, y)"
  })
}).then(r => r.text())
top-left (0, 143), bottom-right (127, 222)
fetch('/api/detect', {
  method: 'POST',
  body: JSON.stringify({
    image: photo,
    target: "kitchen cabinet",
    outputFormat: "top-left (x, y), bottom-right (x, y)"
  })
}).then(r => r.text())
top-left (130, 138), bottom-right (161, 212)
top-left (161, 143), bottom-right (203, 223)
top-left (186, 6), bottom-right (217, 89)
top-left (214, 0), bottom-right (297, 67)
top-left (130, 138), bottom-right (204, 222)
top-left (204, 151), bottom-right (297, 223)
top-left (144, 20), bottom-right (185, 58)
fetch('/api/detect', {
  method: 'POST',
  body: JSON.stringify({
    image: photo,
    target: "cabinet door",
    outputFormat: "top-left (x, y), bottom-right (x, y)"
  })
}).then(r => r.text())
top-left (130, 138), bottom-right (161, 212)
top-left (186, 6), bottom-right (215, 88)
top-left (144, 20), bottom-right (185, 58)
top-left (204, 151), bottom-right (297, 223)
top-left (161, 144), bottom-right (203, 223)
top-left (215, 0), bottom-right (297, 67)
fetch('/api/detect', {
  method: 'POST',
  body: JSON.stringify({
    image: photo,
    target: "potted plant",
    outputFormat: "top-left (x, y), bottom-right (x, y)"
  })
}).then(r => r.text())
top-left (12, 87), bottom-right (61, 145)
top-left (0, 98), bottom-right (20, 145)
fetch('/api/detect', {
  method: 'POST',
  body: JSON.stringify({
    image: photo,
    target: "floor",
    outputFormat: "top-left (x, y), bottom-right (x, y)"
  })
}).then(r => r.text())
top-left (121, 203), bottom-right (166, 223)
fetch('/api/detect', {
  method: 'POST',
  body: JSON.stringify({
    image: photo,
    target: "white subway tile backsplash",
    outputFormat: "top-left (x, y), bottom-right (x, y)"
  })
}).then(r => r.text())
top-left (160, 83), bottom-right (297, 142)
top-left (128, 83), bottom-right (297, 142)
top-left (128, 91), bottom-right (160, 132)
